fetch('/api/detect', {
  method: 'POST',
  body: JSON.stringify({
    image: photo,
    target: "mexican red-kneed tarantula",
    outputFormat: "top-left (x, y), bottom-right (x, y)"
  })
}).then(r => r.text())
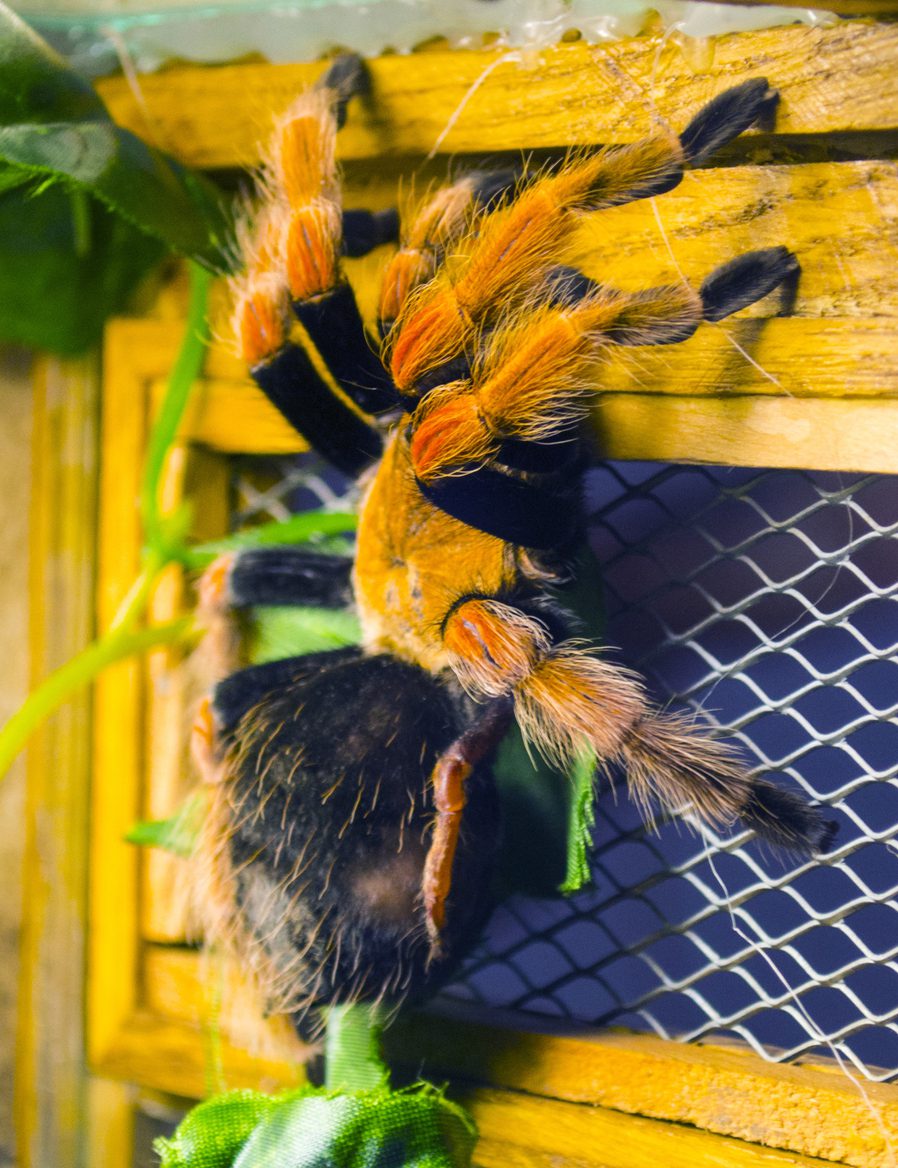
top-left (190, 54), bottom-right (833, 1030)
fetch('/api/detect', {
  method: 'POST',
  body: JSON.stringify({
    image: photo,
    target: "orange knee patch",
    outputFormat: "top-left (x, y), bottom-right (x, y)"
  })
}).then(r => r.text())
top-left (233, 276), bottom-right (289, 367)
top-left (285, 203), bottom-right (342, 300)
top-left (443, 598), bottom-right (548, 695)
top-left (410, 388), bottom-right (496, 481)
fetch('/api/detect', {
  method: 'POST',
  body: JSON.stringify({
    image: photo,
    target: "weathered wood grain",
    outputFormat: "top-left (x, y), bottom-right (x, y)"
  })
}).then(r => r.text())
top-left (462, 1087), bottom-right (848, 1168)
top-left (388, 1013), bottom-right (898, 1168)
top-left (96, 24), bottom-right (898, 168)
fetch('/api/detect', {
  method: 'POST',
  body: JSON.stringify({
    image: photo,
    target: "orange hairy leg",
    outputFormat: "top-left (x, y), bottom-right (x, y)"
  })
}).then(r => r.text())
top-left (409, 284), bottom-right (703, 480)
top-left (388, 136), bottom-right (685, 395)
top-left (440, 595), bottom-right (759, 830)
top-left (423, 699), bottom-right (512, 956)
top-left (410, 246), bottom-right (800, 482)
top-left (389, 77), bottom-right (779, 397)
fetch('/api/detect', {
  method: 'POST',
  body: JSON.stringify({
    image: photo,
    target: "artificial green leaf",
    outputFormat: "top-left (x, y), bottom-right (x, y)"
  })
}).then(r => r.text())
top-left (157, 1086), bottom-right (477, 1168)
top-left (234, 1089), bottom-right (476, 1168)
top-left (0, 121), bottom-right (231, 266)
top-left (184, 512), bottom-right (358, 568)
top-left (248, 605), bottom-right (361, 664)
top-left (155, 1090), bottom-right (282, 1168)
top-left (125, 791), bottom-right (204, 858)
top-left (0, 2), bottom-right (108, 126)
top-left (0, 182), bottom-right (164, 352)
top-left (324, 1004), bottom-right (388, 1092)
top-left (0, 3), bottom-right (233, 268)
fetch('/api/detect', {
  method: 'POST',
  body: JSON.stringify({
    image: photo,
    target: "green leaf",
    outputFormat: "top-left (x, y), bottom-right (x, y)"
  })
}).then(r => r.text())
top-left (559, 748), bottom-right (598, 895)
top-left (324, 1004), bottom-right (388, 1092)
top-left (0, 2), bottom-right (107, 126)
top-left (248, 606), bottom-right (361, 664)
top-left (184, 512), bottom-right (358, 568)
top-left (0, 3), bottom-right (233, 268)
top-left (0, 122), bottom-right (231, 266)
top-left (125, 791), bottom-right (204, 858)
top-left (155, 1090), bottom-right (282, 1168)
top-left (0, 182), bottom-right (164, 352)
top-left (232, 1088), bottom-right (476, 1168)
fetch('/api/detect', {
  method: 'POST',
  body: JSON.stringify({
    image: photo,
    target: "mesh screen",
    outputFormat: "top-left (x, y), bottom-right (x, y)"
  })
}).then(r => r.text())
top-left (232, 456), bottom-right (898, 1083)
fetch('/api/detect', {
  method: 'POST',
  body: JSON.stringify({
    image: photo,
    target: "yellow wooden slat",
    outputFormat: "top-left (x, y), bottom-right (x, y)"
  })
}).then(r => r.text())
top-left (461, 1087), bottom-right (848, 1168)
top-left (575, 162), bottom-right (898, 321)
top-left (143, 946), bottom-right (308, 1067)
top-left (18, 355), bottom-right (99, 1168)
top-left (596, 393), bottom-right (898, 472)
top-left (142, 447), bottom-right (231, 944)
top-left (93, 1012), bottom-right (304, 1100)
top-left (89, 319), bottom-right (153, 1071)
top-left (386, 1014), bottom-right (898, 1168)
top-left (96, 24), bottom-right (898, 168)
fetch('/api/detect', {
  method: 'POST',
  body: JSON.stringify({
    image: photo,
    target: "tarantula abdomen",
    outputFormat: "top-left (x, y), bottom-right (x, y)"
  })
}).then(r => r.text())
top-left (198, 649), bottom-right (501, 1026)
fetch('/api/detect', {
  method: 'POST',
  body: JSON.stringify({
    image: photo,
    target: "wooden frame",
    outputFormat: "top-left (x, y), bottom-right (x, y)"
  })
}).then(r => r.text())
top-left (19, 18), bottom-right (898, 1167)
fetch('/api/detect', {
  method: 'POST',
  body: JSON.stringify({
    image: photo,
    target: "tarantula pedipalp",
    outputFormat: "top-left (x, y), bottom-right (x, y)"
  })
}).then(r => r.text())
top-left (191, 54), bottom-right (833, 1029)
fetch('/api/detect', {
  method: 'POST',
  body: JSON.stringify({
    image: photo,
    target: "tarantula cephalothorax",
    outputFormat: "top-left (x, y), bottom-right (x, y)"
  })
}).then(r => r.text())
top-left (191, 54), bottom-right (833, 1027)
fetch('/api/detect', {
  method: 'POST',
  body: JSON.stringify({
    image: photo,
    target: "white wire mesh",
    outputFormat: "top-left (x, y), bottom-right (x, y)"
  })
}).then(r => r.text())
top-left (233, 455), bottom-right (898, 1083)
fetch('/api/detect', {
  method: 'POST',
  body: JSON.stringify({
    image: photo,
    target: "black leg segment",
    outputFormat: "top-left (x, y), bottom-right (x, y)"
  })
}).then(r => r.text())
top-left (227, 547), bottom-right (354, 609)
top-left (251, 343), bottom-right (382, 478)
top-left (700, 247), bottom-right (799, 321)
top-left (680, 78), bottom-right (779, 164)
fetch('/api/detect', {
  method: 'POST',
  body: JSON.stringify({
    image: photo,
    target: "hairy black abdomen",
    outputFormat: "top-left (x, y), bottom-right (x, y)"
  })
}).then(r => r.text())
top-left (212, 650), bottom-right (500, 1025)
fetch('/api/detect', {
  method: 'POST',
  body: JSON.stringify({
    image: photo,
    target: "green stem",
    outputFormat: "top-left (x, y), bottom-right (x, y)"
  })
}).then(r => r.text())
top-left (324, 1003), bottom-right (389, 1092)
top-left (141, 261), bottom-right (212, 552)
top-left (0, 617), bottom-right (196, 781)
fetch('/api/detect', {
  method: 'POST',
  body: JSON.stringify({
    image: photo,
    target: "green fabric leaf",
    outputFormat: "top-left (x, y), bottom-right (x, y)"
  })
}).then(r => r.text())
top-left (324, 1004), bottom-right (388, 1093)
top-left (0, 182), bottom-right (164, 352)
top-left (155, 1090), bottom-right (282, 1168)
top-left (157, 1086), bottom-right (477, 1168)
top-left (237, 1089), bottom-right (475, 1168)
top-left (559, 748), bottom-right (598, 895)
top-left (248, 606), bottom-right (361, 664)
top-left (184, 513), bottom-right (358, 569)
top-left (0, 2), bottom-right (232, 281)
top-left (0, 2), bottom-right (107, 125)
top-left (125, 791), bottom-right (204, 858)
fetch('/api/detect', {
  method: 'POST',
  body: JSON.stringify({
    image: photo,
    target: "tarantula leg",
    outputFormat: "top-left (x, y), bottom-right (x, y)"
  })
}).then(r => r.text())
top-left (203, 547), bottom-right (354, 611)
top-left (378, 169), bottom-right (520, 342)
top-left (341, 208), bottom-right (400, 258)
top-left (277, 53), bottom-right (396, 415)
top-left (680, 77), bottom-right (778, 164)
top-left (410, 247), bottom-right (800, 483)
top-left (423, 698), bottom-right (512, 958)
top-left (191, 696), bottom-right (227, 786)
top-left (441, 598), bottom-right (833, 856)
top-left (389, 80), bottom-right (781, 398)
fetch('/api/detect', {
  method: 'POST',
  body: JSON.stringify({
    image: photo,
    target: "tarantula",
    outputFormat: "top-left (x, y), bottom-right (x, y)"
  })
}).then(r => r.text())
top-left (190, 54), bottom-right (832, 1028)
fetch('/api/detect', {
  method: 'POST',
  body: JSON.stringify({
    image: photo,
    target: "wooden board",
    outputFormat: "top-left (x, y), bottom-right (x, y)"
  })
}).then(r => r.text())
top-left (97, 24), bottom-right (898, 168)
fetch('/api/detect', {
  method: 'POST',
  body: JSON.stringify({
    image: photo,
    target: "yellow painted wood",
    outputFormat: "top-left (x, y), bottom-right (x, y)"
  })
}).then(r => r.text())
top-left (86, 1078), bottom-right (136, 1168)
top-left (595, 393), bottom-right (898, 472)
top-left (574, 162), bottom-right (898, 321)
top-left (96, 24), bottom-right (898, 169)
top-left (142, 446), bottom-right (230, 943)
top-left (94, 1012), bottom-right (304, 1100)
top-left (17, 355), bottom-right (99, 1168)
top-left (387, 1015), bottom-right (898, 1168)
top-left (89, 324), bottom-right (149, 1069)
top-left (143, 945), bottom-right (308, 1066)
top-left (461, 1087), bottom-right (848, 1168)
top-left (157, 315), bottom-right (898, 472)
